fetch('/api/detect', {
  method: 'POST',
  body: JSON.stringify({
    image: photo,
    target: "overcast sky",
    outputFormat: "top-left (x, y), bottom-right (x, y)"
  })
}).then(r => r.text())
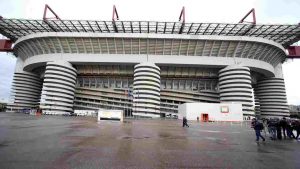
top-left (0, 0), bottom-right (299, 104)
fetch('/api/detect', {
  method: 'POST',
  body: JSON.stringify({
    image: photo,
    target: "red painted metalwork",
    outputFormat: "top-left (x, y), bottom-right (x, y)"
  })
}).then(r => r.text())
top-left (112, 5), bottom-right (119, 21)
top-left (42, 4), bottom-right (61, 32)
top-left (179, 6), bottom-right (185, 34)
top-left (287, 46), bottom-right (300, 58)
top-left (179, 6), bottom-right (185, 23)
top-left (112, 5), bottom-right (119, 33)
top-left (0, 39), bottom-right (13, 52)
top-left (239, 8), bottom-right (256, 24)
top-left (43, 4), bottom-right (60, 20)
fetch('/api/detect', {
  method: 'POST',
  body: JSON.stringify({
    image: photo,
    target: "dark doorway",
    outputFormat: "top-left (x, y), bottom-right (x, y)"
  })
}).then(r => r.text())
top-left (201, 113), bottom-right (209, 122)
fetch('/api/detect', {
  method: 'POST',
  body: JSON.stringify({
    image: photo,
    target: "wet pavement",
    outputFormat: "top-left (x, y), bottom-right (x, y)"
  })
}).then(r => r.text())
top-left (0, 112), bottom-right (299, 169)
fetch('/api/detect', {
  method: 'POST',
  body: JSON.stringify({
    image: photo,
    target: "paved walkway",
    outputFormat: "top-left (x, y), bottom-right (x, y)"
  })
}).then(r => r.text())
top-left (0, 112), bottom-right (299, 169)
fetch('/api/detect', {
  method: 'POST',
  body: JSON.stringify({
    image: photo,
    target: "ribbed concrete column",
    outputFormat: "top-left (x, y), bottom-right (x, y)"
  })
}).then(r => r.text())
top-left (40, 62), bottom-right (77, 115)
top-left (219, 65), bottom-right (254, 116)
top-left (6, 71), bottom-right (42, 112)
top-left (254, 78), bottom-right (289, 117)
top-left (253, 90), bottom-right (261, 116)
top-left (133, 62), bottom-right (161, 118)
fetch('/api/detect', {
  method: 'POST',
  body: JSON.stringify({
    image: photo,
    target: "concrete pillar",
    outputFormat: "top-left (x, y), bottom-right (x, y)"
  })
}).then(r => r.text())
top-left (254, 78), bottom-right (289, 118)
top-left (40, 61), bottom-right (77, 115)
top-left (133, 62), bottom-right (161, 118)
top-left (218, 65), bottom-right (254, 117)
top-left (6, 57), bottom-right (42, 113)
top-left (6, 71), bottom-right (43, 113)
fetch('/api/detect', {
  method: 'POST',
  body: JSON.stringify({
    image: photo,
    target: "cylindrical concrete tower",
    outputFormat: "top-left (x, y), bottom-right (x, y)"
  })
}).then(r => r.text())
top-left (254, 78), bottom-right (289, 117)
top-left (40, 61), bottom-right (77, 115)
top-left (133, 62), bottom-right (161, 118)
top-left (219, 65), bottom-right (254, 117)
top-left (253, 91), bottom-right (261, 116)
top-left (6, 71), bottom-right (43, 112)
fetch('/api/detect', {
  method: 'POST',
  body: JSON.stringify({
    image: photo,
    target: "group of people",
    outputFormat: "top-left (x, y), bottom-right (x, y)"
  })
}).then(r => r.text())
top-left (252, 117), bottom-right (300, 142)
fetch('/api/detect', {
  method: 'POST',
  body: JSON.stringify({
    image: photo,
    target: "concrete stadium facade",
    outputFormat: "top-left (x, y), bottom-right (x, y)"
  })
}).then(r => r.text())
top-left (4, 31), bottom-right (290, 119)
top-left (1, 13), bottom-right (296, 120)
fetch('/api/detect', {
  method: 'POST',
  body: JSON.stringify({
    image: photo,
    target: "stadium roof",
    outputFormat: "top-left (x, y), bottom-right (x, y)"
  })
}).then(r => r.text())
top-left (0, 18), bottom-right (299, 47)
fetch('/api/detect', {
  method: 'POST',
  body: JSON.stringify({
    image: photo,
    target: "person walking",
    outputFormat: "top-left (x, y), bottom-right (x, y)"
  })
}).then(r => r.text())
top-left (276, 119), bottom-right (282, 140)
top-left (292, 120), bottom-right (300, 140)
top-left (268, 119), bottom-right (277, 140)
top-left (182, 117), bottom-right (189, 127)
top-left (280, 117), bottom-right (288, 139)
top-left (286, 119), bottom-right (296, 139)
top-left (262, 118), bottom-right (268, 137)
top-left (253, 118), bottom-right (265, 142)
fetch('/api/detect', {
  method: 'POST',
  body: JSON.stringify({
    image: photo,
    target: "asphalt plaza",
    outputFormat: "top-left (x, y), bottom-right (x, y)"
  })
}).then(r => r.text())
top-left (0, 112), bottom-right (299, 169)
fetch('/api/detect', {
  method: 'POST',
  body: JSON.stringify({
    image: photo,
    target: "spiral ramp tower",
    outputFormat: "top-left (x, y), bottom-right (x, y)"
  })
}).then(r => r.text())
top-left (253, 91), bottom-right (261, 116)
top-left (133, 63), bottom-right (161, 118)
top-left (254, 78), bottom-right (289, 117)
top-left (219, 65), bottom-right (254, 117)
top-left (40, 62), bottom-right (77, 115)
top-left (6, 71), bottom-right (42, 113)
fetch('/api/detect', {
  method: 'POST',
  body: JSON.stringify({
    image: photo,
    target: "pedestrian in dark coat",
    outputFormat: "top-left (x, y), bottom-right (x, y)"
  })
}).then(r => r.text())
top-left (182, 117), bottom-right (189, 127)
top-left (276, 119), bottom-right (282, 140)
top-left (280, 117), bottom-right (288, 138)
top-left (267, 119), bottom-right (277, 140)
top-left (253, 118), bottom-right (265, 142)
top-left (292, 120), bottom-right (300, 140)
top-left (286, 119), bottom-right (296, 139)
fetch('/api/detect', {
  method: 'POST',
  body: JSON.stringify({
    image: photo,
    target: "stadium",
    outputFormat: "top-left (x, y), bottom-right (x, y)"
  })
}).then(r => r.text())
top-left (1, 6), bottom-right (299, 119)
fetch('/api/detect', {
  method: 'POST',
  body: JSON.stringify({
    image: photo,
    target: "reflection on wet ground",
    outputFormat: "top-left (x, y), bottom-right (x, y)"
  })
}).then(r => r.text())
top-left (0, 112), bottom-right (299, 169)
